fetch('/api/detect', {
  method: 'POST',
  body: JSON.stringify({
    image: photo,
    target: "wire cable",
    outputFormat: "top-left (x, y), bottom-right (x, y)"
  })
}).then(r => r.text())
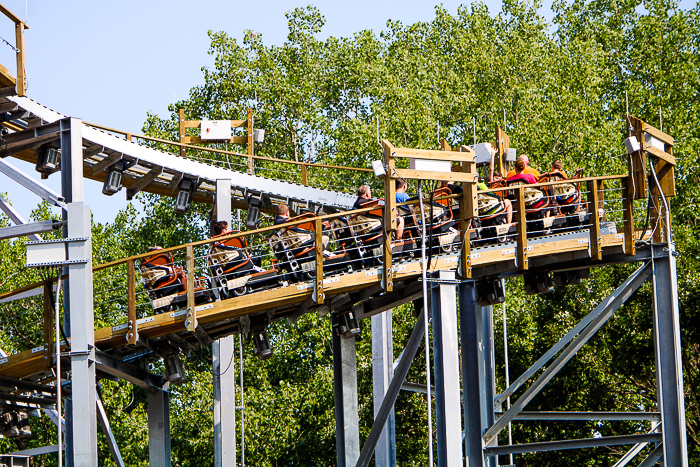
top-left (417, 180), bottom-right (434, 465)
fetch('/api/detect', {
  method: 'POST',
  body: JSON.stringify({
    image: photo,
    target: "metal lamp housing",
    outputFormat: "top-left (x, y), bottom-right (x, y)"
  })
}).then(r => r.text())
top-left (174, 178), bottom-right (195, 214)
top-left (163, 351), bottom-right (186, 384)
top-left (35, 145), bottom-right (60, 175)
top-left (339, 311), bottom-right (361, 339)
top-left (102, 161), bottom-right (126, 195)
top-left (252, 330), bottom-right (273, 360)
top-left (245, 194), bottom-right (262, 229)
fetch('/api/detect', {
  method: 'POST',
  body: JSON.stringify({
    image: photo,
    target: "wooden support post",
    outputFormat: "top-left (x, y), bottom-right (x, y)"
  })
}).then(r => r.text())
top-left (515, 186), bottom-right (528, 271)
top-left (14, 22), bottom-right (25, 97)
top-left (247, 107), bottom-right (254, 175)
top-left (622, 177), bottom-right (636, 256)
top-left (440, 139), bottom-right (451, 152)
top-left (127, 259), bottom-right (138, 346)
top-left (301, 163), bottom-right (308, 185)
top-left (382, 140), bottom-right (396, 292)
top-left (587, 179), bottom-right (603, 261)
top-left (459, 184), bottom-right (476, 279)
top-left (495, 127), bottom-right (511, 176)
top-left (43, 281), bottom-right (53, 369)
top-left (650, 185), bottom-right (663, 244)
top-left (179, 109), bottom-right (186, 158)
top-left (314, 218), bottom-right (324, 304)
top-left (186, 246), bottom-right (196, 332)
top-left (126, 133), bottom-right (132, 142)
top-left (628, 117), bottom-right (648, 200)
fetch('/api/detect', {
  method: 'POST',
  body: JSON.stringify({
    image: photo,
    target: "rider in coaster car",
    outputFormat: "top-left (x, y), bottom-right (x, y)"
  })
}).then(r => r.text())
top-left (354, 185), bottom-right (374, 209)
top-left (550, 159), bottom-right (568, 178)
top-left (212, 220), bottom-right (265, 272)
top-left (394, 179), bottom-right (408, 240)
top-left (275, 203), bottom-right (331, 252)
top-left (507, 160), bottom-right (538, 184)
top-left (487, 146), bottom-right (513, 224)
top-left (506, 154), bottom-right (541, 181)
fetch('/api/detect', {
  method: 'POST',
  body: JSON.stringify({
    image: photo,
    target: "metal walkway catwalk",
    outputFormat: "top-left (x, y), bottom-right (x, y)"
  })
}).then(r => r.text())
top-left (0, 95), bottom-right (357, 212)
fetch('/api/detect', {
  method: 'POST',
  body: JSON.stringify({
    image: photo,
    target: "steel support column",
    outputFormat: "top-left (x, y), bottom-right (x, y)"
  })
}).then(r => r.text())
top-left (476, 302), bottom-right (497, 467)
top-left (651, 247), bottom-right (688, 466)
top-left (460, 281), bottom-right (485, 467)
top-left (61, 118), bottom-right (98, 467)
top-left (213, 179), bottom-right (237, 467)
top-left (332, 314), bottom-right (360, 467)
top-left (432, 271), bottom-right (463, 466)
top-left (148, 388), bottom-right (171, 467)
top-left (371, 310), bottom-right (396, 467)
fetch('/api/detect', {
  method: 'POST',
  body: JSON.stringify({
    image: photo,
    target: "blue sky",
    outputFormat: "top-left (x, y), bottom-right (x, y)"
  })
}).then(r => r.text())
top-left (0, 0), bottom-right (692, 224)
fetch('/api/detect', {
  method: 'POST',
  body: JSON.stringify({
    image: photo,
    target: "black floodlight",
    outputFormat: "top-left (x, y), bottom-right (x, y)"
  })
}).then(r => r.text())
top-left (17, 411), bottom-right (31, 439)
top-left (338, 311), bottom-right (361, 339)
top-left (476, 279), bottom-right (505, 306)
top-left (524, 270), bottom-right (554, 295)
top-left (163, 350), bottom-right (186, 384)
top-left (252, 329), bottom-right (273, 360)
top-left (245, 194), bottom-right (263, 229)
top-left (102, 160), bottom-right (127, 195)
top-left (35, 144), bottom-right (60, 176)
top-left (174, 178), bottom-right (196, 215)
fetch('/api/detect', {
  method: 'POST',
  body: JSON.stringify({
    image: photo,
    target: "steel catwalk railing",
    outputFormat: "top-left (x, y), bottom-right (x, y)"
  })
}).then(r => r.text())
top-left (0, 173), bottom-right (649, 359)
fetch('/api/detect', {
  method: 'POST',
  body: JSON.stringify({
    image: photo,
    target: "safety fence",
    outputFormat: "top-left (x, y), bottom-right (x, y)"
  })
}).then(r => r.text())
top-left (0, 171), bottom-right (663, 360)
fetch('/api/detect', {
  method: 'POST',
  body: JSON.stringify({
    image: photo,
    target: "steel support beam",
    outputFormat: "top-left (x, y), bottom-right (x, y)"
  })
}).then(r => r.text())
top-left (148, 388), bottom-right (171, 467)
top-left (356, 308), bottom-right (427, 467)
top-left (94, 351), bottom-right (165, 389)
top-left (212, 179), bottom-right (237, 467)
top-left (477, 301), bottom-right (497, 466)
top-left (0, 157), bottom-right (66, 207)
top-left (60, 118), bottom-right (98, 467)
top-left (0, 194), bottom-right (42, 241)
top-left (371, 310), bottom-right (396, 467)
top-left (651, 246), bottom-right (688, 466)
top-left (431, 271), bottom-right (463, 466)
top-left (460, 281), bottom-right (486, 467)
top-left (0, 219), bottom-right (62, 240)
top-left (483, 433), bottom-right (661, 456)
top-left (484, 262), bottom-right (652, 445)
top-left (97, 393), bottom-right (125, 467)
top-left (333, 313), bottom-right (360, 467)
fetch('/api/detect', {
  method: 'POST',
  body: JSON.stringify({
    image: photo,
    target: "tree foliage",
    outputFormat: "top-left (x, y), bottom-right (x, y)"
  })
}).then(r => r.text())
top-left (1, 0), bottom-right (700, 465)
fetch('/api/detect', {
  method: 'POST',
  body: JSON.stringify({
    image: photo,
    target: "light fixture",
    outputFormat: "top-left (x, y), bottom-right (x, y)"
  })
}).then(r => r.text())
top-left (35, 144), bottom-right (60, 176)
top-left (524, 271), bottom-right (554, 295)
top-left (372, 160), bottom-right (386, 178)
top-left (476, 279), bottom-right (505, 306)
top-left (338, 311), bottom-right (361, 339)
top-left (245, 193), bottom-right (262, 229)
top-left (17, 411), bottom-right (31, 439)
top-left (253, 129), bottom-right (265, 143)
top-left (1, 411), bottom-right (19, 438)
top-left (252, 330), bottom-right (273, 360)
top-left (624, 136), bottom-right (640, 154)
top-left (162, 349), bottom-right (186, 384)
top-left (174, 178), bottom-right (196, 214)
top-left (553, 269), bottom-right (590, 287)
top-left (248, 314), bottom-right (273, 360)
top-left (102, 160), bottom-right (127, 195)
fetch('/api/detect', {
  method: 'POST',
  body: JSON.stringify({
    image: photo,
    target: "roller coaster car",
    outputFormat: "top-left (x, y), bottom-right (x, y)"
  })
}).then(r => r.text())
top-left (402, 188), bottom-right (461, 254)
top-left (140, 252), bottom-right (211, 313)
top-left (539, 169), bottom-right (588, 228)
top-left (269, 213), bottom-right (354, 282)
top-left (208, 231), bottom-right (281, 297)
top-left (473, 190), bottom-right (512, 244)
top-left (346, 199), bottom-right (416, 264)
top-left (503, 179), bottom-right (567, 235)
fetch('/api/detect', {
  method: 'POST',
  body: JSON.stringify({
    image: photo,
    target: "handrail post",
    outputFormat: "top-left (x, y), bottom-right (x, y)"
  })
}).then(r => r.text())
top-left (127, 259), bottom-right (139, 345)
top-left (515, 186), bottom-right (528, 270)
top-left (14, 21), bottom-right (26, 97)
top-left (247, 107), bottom-right (254, 175)
top-left (382, 140), bottom-right (396, 292)
top-left (301, 163), bottom-right (308, 185)
top-left (587, 179), bottom-right (603, 261)
top-left (43, 281), bottom-right (53, 368)
top-left (622, 176), bottom-right (636, 256)
top-left (459, 183), bottom-right (477, 279)
top-left (179, 109), bottom-right (186, 158)
top-left (314, 218), bottom-right (324, 304)
top-left (186, 246), bottom-right (197, 332)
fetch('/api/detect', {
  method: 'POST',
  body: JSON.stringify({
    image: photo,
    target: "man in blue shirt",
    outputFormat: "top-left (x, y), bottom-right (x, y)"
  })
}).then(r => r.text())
top-left (395, 178), bottom-right (409, 240)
